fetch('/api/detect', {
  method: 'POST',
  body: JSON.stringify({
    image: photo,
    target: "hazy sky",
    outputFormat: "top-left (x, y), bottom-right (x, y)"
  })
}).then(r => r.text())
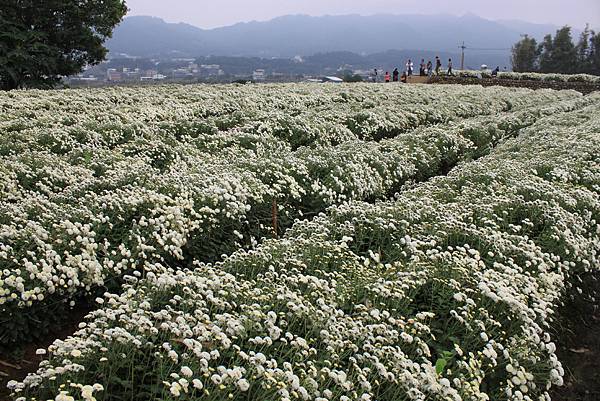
top-left (126, 0), bottom-right (599, 29)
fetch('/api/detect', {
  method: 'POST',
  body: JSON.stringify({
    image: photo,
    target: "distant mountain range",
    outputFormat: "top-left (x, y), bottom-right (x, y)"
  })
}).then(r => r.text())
top-left (106, 14), bottom-right (565, 68)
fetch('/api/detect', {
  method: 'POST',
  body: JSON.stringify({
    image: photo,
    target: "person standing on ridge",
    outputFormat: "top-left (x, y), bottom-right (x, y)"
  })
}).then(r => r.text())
top-left (392, 68), bottom-right (399, 82)
top-left (406, 59), bottom-right (414, 76)
top-left (373, 68), bottom-right (379, 82)
top-left (426, 60), bottom-right (433, 78)
top-left (435, 56), bottom-right (442, 75)
top-left (419, 59), bottom-right (426, 76)
top-left (447, 58), bottom-right (454, 76)
top-left (384, 71), bottom-right (391, 82)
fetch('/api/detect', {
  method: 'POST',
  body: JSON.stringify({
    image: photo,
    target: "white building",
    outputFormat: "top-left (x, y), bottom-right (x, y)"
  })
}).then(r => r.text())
top-left (253, 69), bottom-right (266, 81)
top-left (200, 64), bottom-right (222, 77)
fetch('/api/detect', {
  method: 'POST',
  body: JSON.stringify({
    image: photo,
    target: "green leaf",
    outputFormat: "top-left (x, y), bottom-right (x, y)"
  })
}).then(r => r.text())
top-left (435, 358), bottom-right (448, 375)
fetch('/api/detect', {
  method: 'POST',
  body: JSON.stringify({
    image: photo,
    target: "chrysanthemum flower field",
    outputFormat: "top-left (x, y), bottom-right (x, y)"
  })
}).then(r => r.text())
top-left (1, 84), bottom-right (599, 401)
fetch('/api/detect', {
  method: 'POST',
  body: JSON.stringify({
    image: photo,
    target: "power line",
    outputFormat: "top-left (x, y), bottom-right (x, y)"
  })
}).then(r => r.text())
top-left (459, 42), bottom-right (512, 69)
top-left (468, 47), bottom-right (512, 51)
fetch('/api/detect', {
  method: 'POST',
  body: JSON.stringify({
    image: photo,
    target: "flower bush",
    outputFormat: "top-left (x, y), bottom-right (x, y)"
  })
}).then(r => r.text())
top-left (452, 70), bottom-right (600, 84)
top-left (7, 90), bottom-right (600, 401)
top-left (0, 84), bottom-right (584, 347)
top-left (496, 71), bottom-right (600, 83)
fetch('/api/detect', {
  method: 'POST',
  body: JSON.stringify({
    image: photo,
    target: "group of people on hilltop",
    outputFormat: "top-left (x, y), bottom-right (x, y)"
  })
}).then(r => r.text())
top-left (375, 56), bottom-right (455, 83)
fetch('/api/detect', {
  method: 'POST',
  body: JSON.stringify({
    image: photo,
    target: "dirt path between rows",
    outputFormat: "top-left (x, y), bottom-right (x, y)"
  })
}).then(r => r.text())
top-left (0, 305), bottom-right (89, 401)
top-left (550, 273), bottom-right (600, 401)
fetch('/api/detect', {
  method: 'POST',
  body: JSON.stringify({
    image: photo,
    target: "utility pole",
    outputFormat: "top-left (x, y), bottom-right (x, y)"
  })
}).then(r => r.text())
top-left (459, 41), bottom-right (466, 70)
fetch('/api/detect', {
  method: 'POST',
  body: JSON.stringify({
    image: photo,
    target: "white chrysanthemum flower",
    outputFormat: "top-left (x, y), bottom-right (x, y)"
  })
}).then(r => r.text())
top-left (180, 366), bottom-right (193, 377)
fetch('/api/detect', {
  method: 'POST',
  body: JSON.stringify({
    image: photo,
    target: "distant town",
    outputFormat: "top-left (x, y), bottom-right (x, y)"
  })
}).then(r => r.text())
top-left (69, 61), bottom-right (319, 85)
top-left (66, 51), bottom-right (466, 86)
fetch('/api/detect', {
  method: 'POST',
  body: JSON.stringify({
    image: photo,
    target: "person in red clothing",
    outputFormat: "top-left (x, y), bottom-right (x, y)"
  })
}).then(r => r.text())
top-left (384, 71), bottom-right (391, 82)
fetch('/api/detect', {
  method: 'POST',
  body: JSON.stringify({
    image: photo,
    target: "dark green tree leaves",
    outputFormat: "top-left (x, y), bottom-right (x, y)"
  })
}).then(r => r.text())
top-left (0, 0), bottom-right (127, 90)
top-left (511, 35), bottom-right (539, 72)
top-left (512, 25), bottom-right (600, 75)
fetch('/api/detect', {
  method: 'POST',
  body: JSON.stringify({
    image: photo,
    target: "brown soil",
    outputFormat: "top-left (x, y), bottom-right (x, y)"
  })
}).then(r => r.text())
top-left (0, 306), bottom-right (90, 401)
top-left (551, 273), bottom-right (600, 401)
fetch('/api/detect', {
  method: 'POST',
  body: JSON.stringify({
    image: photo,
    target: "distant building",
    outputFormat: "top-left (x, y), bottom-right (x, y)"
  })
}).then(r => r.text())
top-left (106, 69), bottom-right (122, 82)
top-left (322, 76), bottom-right (343, 83)
top-left (305, 76), bottom-right (344, 84)
top-left (200, 64), bottom-right (223, 77)
top-left (141, 70), bottom-right (158, 80)
top-left (253, 69), bottom-right (266, 81)
top-left (188, 63), bottom-right (199, 74)
top-left (123, 68), bottom-right (142, 81)
top-left (172, 68), bottom-right (194, 79)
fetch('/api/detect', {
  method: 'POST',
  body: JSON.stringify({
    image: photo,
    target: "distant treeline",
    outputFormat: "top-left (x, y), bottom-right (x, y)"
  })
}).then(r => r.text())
top-left (512, 25), bottom-right (600, 75)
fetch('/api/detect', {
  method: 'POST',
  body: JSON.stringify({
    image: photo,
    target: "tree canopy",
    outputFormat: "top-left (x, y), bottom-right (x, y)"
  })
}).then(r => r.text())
top-left (512, 25), bottom-right (600, 75)
top-left (0, 0), bottom-right (127, 90)
top-left (511, 35), bottom-right (538, 72)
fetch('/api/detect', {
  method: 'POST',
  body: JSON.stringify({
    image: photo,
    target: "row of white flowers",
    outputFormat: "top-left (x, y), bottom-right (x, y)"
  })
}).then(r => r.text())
top-left (453, 70), bottom-right (600, 84)
top-left (0, 85), bottom-right (583, 346)
top-left (9, 92), bottom-right (600, 400)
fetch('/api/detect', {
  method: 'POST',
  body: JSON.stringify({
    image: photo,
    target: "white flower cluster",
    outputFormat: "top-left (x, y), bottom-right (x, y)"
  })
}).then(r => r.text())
top-left (10, 91), bottom-right (600, 401)
top-left (0, 84), bottom-right (582, 344)
top-left (497, 71), bottom-right (600, 83)
top-left (455, 69), bottom-right (600, 84)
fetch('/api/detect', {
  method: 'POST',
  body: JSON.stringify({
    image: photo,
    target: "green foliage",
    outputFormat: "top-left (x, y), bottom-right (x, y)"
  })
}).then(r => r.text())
top-left (538, 34), bottom-right (555, 72)
top-left (547, 27), bottom-right (577, 73)
top-left (576, 25), bottom-right (593, 71)
top-left (435, 351), bottom-right (455, 375)
top-left (511, 35), bottom-right (539, 72)
top-left (343, 73), bottom-right (364, 82)
top-left (0, 296), bottom-right (71, 353)
top-left (590, 31), bottom-right (600, 75)
top-left (512, 25), bottom-right (600, 76)
top-left (0, 0), bottom-right (128, 90)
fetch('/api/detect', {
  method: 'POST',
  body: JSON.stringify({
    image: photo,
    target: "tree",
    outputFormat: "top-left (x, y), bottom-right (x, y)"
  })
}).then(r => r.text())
top-left (343, 73), bottom-right (363, 83)
top-left (513, 24), bottom-right (600, 75)
top-left (511, 35), bottom-right (539, 72)
top-left (0, 0), bottom-right (127, 90)
top-left (538, 27), bottom-right (577, 73)
top-left (576, 24), bottom-right (592, 71)
top-left (550, 26), bottom-right (577, 73)
top-left (537, 34), bottom-right (555, 72)
top-left (589, 31), bottom-right (600, 75)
